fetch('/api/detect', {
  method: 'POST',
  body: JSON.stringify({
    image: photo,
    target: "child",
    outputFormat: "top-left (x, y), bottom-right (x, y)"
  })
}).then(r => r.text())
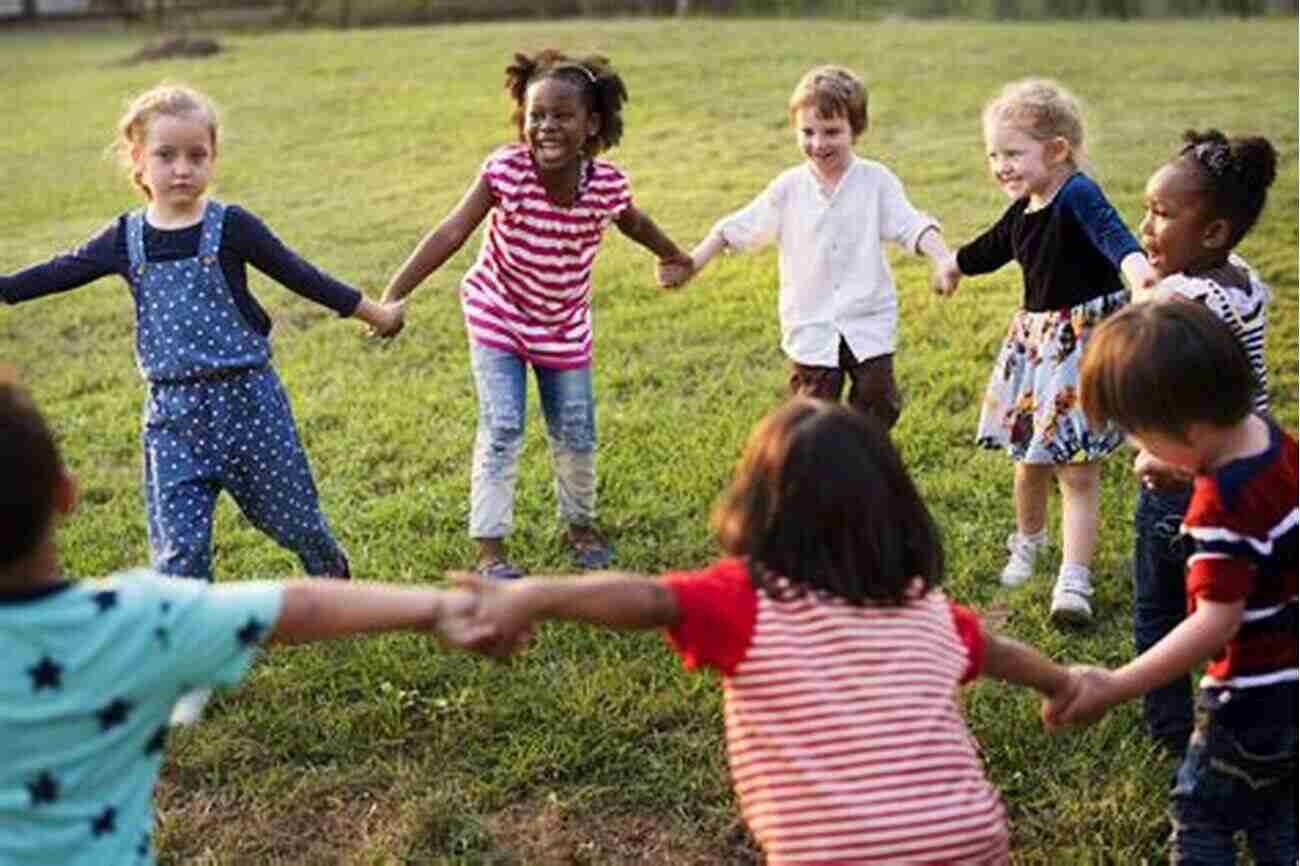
top-left (460, 398), bottom-right (1079, 864)
top-left (1054, 300), bottom-right (1296, 864)
top-left (1128, 129), bottom-right (1277, 754)
top-left (684, 65), bottom-right (952, 431)
top-left (0, 377), bottom-right (494, 866)
top-left (934, 78), bottom-right (1157, 625)
top-left (0, 83), bottom-right (404, 585)
top-left (380, 50), bottom-right (693, 580)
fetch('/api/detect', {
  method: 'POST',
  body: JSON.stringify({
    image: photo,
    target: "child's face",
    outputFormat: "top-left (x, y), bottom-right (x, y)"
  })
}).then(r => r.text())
top-left (1139, 161), bottom-right (1223, 278)
top-left (134, 111), bottom-right (215, 214)
top-left (523, 77), bottom-right (598, 172)
top-left (983, 121), bottom-right (1064, 202)
top-left (794, 106), bottom-right (855, 181)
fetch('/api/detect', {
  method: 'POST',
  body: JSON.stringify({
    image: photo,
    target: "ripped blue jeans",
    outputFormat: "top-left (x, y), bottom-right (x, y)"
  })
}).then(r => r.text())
top-left (1169, 683), bottom-right (1298, 866)
top-left (468, 342), bottom-right (597, 539)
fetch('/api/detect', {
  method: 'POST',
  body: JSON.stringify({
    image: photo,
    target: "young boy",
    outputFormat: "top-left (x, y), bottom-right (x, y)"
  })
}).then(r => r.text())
top-left (674, 65), bottom-right (951, 431)
top-left (0, 377), bottom-right (494, 866)
top-left (1054, 300), bottom-right (1297, 863)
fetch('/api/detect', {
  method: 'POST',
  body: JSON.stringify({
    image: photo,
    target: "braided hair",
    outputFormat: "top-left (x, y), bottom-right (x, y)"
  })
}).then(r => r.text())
top-left (1176, 129), bottom-right (1277, 248)
top-left (504, 49), bottom-right (628, 156)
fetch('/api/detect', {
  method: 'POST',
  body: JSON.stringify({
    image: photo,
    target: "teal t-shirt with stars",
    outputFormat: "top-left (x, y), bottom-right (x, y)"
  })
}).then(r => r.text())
top-left (0, 568), bottom-right (284, 866)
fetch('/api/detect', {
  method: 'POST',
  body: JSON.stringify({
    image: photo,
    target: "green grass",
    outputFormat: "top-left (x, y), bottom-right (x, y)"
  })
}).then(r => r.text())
top-left (3, 16), bottom-right (1297, 865)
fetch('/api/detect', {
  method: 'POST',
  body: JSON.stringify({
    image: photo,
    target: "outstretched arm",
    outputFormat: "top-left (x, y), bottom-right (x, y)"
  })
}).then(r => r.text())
top-left (615, 206), bottom-right (694, 287)
top-left (381, 175), bottom-right (495, 304)
top-left (270, 579), bottom-right (495, 650)
top-left (981, 629), bottom-right (1074, 698)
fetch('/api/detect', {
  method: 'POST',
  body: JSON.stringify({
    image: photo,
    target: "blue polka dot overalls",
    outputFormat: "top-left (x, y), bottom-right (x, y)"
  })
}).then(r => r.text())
top-left (127, 200), bottom-right (348, 581)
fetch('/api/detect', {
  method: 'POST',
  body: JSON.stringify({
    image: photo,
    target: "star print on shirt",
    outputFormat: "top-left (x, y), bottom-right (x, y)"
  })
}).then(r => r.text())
top-left (96, 698), bottom-right (132, 732)
top-left (145, 725), bottom-right (167, 755)
top-left (91, 806), bottom-right (117, 837)
top-left (92, 590), bottom-right (119, 613)
top-left (137, 832), bottom-right (152, 858)
top-left (27, 655), bottom-right (63, 691)
top-left (26, 771), bottom-right (59, 805)
top-left (236, 616), bottom-right (265, 646)
top-left (154, 625), bottom-right (171, 649)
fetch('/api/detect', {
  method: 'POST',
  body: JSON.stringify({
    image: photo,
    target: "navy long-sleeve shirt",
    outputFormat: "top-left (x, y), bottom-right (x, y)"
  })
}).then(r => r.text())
top-left (0, 205), bottom-right (362, 333)
top-left (956, 172), bottom-right (1141, 312)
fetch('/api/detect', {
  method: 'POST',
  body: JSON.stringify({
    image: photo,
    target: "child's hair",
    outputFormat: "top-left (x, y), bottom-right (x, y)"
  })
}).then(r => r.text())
top-left (0, 377), bottom-right (63, 569)
top-left (111, 82), bottom-right (220, 199)
top-left (982, 77), bottom-right (1087, 169)
top-left (504, 49), bottom-right (628, 156)
top-left (712, 398), bottom-right (943, 606)
top-left (1080, 300), bottom-right (1255, 436)
top-left (787, 65), bottom-right (868, 138)
top-left (1173, 129), bottom-right (1277, 249)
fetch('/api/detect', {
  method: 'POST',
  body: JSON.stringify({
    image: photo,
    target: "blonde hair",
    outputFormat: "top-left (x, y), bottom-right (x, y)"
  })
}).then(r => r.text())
top-left (111, 83), bottom-right (220, 200)
top-left (788, 66), bottom-right (868, 138)
top-left (982, 78), bottom-right (1087, 169)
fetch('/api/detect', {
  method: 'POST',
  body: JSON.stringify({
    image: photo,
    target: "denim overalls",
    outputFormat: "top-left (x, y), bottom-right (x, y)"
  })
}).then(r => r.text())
top-left (127, 200), bottom-right (347, 580)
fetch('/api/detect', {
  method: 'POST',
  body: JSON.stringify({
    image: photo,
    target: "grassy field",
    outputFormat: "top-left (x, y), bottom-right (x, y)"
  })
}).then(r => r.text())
top-left (3, 16), bottom-right (1296, 865)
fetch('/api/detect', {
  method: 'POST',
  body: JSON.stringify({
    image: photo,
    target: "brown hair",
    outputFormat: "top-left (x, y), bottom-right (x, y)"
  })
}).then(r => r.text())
top-left (712, 399), bottom-right (943, 606)
top-left (505, 49), bottom-right (628, 156)
top-left (788, 65), bottom-right (868, 137)
top-left (0, 376), bottom-right (63, 569)
top-left (1080, 300), bottom-right (1255, 435)
top-left (111, 82), bottom-right (220, 200)
top-left (982, 77), bottom-right (1086, 170)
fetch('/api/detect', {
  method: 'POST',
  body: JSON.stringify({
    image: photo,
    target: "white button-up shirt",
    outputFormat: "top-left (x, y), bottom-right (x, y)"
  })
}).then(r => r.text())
top-left (713, 157), bottom-right (937, 366)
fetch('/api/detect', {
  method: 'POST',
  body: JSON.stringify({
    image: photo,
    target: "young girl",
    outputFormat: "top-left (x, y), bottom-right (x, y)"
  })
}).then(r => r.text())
top-left (1128, 129), bottom-right (1277, 753)
top-left (935, 78), bottom-right (1157, 625)
top-left (683, 65), bottom-right (952, 431)
top-left (0, 83), bottom-right (402, 586)
top-left (380, 50), bottom-right (693, 580)
top-left (460, 398), bottom-right (1079, 865)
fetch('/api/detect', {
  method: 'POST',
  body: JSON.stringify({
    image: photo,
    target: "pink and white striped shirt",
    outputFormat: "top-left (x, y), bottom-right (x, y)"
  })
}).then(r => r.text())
top-left (664, 558), bottom-right (1009, 865)
top-left (461, 145), bottom-right (632, 369)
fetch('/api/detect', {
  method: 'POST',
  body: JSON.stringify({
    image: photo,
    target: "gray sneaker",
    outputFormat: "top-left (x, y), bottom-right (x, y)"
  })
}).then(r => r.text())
top-left (1050, 567), bottom-right (1093, 625)
top-left (1000, 532), bottom-right (1046, 587)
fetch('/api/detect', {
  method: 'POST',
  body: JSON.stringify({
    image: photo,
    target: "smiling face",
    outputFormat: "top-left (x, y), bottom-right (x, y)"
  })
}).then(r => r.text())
top-left (795, 106), bottom-right (855, 185)
top-left (133, 111), bottom-right (215, 219)
top-left (983, 121), bottom-right (1064, 205)
top-left (523, 77), bottom-right (598, 173)
top-left (1139, 160), bottom-right (1227, 278)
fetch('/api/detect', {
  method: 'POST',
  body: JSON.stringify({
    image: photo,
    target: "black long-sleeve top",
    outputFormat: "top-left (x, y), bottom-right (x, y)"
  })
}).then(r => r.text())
top-left (0, 205), bottom-right (362, 333)
top-left (956, 172), bottom-right (1141, 312)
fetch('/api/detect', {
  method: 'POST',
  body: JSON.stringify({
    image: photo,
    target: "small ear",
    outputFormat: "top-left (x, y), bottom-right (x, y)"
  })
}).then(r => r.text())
top-left (1202, 217), bottom-right (1232, 251)
top-left (586, 112), bottom-right (601, 140)
top-left (1045, 136), bottom-right (1072, 165)
top-left (54, 471), bottom-right (79, 518)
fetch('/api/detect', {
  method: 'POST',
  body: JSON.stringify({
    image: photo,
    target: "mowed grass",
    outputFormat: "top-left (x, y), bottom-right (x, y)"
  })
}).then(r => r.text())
top-left (2, 16), bottom-right (1296, 865)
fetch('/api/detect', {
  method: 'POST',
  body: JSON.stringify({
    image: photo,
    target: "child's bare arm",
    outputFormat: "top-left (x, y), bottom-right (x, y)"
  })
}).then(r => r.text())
top-left (381, 176), bottom-right (494, 304)
top-left (614, 206), bottom-right (692, 267)
top-left (981, 629), bottom-right (1073, 698)
top-left (270, 579), bottom-right (494, 650)
top-left (689, 231), bottom-right (728, 274)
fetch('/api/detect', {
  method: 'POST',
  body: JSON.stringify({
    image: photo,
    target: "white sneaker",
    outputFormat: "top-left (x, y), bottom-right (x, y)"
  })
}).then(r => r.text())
top-left (1000, 531), bottom-right (1046, 587)
top-left (170, 688), bottom-right (214, 726)
top-left (1051, 566), bottom-right (1093, 626)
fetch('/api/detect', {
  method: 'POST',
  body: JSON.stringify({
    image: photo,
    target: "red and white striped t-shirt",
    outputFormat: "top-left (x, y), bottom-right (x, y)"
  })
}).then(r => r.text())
top-left (461, 144), bottom-right (632, 369)
top-left (663, 558), bottom-right (1009, 866)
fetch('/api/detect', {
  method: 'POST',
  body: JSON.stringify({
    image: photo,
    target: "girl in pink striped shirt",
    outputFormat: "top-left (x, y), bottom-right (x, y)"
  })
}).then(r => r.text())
top-left (461, 398), bottom-right (1081, 865)
top-left (382, 50), bottom-right (692, 579)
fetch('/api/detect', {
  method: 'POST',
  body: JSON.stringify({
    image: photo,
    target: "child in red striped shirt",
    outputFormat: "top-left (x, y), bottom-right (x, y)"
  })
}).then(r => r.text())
top-left (381, 50), bottom-right (692, 580)
top-left (461, 398), bottom-right (1078, 865)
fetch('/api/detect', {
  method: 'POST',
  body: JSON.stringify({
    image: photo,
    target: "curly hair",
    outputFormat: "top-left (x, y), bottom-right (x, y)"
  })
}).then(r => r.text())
top-left (983, 77), bottom-right (1087, 170)
top-left (504, 49), bottom-right (628, 155)
top-left (1174, 129), bottom-right (1277, 248)
top-left (712, 399), bottom-right (944, 607)
top-left (110, 82), bottom-right (220, 200)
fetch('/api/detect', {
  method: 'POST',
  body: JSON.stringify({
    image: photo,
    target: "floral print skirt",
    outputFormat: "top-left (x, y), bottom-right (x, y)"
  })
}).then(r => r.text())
top-left (976, 289), bottom-right (1129, 465)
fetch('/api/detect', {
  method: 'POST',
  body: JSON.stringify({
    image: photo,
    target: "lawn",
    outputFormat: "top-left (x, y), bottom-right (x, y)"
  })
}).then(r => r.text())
top-left (2, 15), bottom-right (1296, 865)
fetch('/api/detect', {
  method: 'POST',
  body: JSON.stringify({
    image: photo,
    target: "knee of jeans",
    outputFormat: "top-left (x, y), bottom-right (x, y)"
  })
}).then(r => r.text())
top-left (549, 398), bottom-right (595, 452)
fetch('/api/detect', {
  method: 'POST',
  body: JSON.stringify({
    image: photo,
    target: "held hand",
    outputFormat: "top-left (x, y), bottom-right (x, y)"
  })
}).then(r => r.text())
top-left (1133, 449), bottom-right (1194, 491)
top-left (430, 587), bottom-right (500, 651)
top-left (656, 253), bottom-right (695, 290)
top-left (1043, 665), bottom-right (1118, 729)
top-left (1122, 252), bottom-right (1159, 296)
top-left (368, 299), bottom-right (407, 339)
top-left (448, 572), bottom-right (536, 659)
top-left (932, 255), bottom-right (962, 296)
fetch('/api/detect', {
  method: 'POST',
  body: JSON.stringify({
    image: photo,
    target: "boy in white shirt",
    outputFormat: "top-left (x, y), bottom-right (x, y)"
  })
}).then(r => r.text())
top-left (673, 65), bottom-right (951, 430)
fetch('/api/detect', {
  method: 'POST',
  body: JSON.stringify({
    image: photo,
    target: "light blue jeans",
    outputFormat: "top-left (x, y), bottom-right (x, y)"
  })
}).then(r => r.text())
top-left (468, 342), bottom-right (597, 539)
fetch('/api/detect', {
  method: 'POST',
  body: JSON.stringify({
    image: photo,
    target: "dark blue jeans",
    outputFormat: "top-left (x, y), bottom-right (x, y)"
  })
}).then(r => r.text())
top-left (1169, 683), bottom-right (1298, 865)
top-left (1134, 484), bottom-right (1195, 750)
